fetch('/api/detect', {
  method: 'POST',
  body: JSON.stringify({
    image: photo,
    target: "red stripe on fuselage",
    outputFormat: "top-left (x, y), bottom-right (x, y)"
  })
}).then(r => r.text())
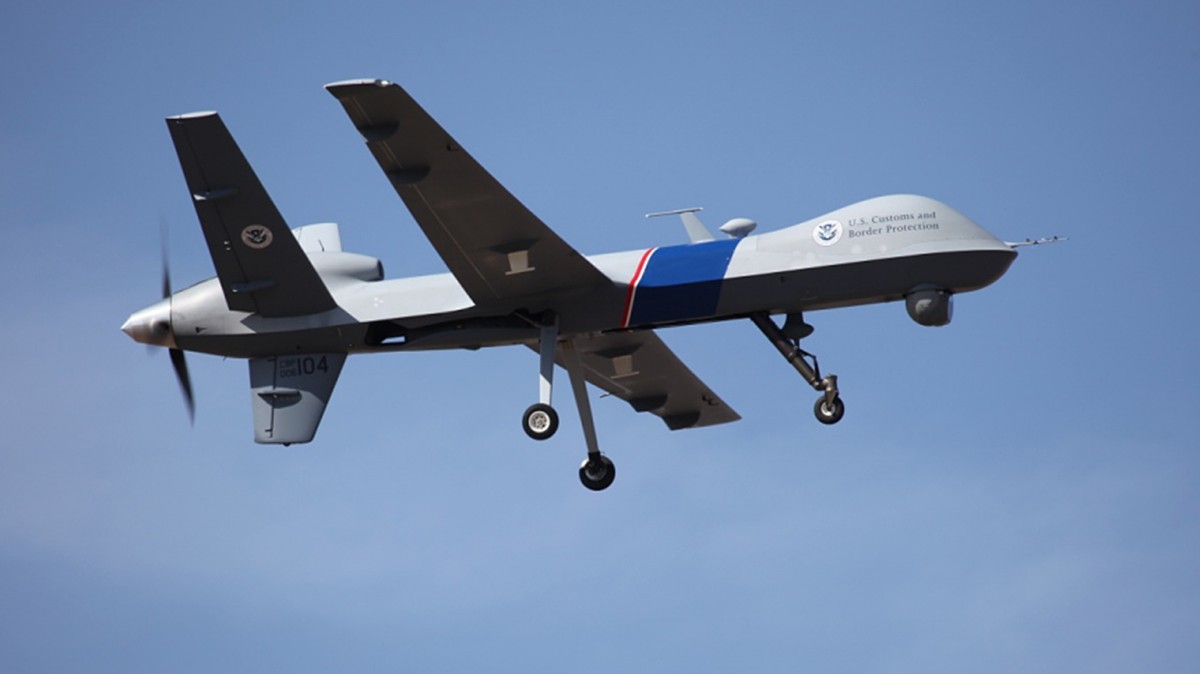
top-left (621, 248), bottom-right (657, 328)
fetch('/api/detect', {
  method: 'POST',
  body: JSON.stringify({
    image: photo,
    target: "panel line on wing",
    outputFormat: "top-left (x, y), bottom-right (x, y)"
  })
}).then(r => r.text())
top-left (408, 182), bottom-right (499, 298)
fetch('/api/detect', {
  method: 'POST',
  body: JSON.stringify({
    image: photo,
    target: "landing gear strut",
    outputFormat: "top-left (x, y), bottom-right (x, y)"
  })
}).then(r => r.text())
top-left (562, 338), bottom-right (615, 490)
top-left (750, 312), bottom-right (845, 425)
top-left (522, 317), bottom-right (561, 440)
top-left (522, 313), bottom-right (616, 491)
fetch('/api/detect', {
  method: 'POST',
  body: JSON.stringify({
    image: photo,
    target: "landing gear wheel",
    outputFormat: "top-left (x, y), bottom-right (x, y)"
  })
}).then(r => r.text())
top-left (579, 455), bottom-right (616, 491)
top-left (814, 396), bottom-right (845, 425)
top-left (522, 403), bottom-right (559, 440)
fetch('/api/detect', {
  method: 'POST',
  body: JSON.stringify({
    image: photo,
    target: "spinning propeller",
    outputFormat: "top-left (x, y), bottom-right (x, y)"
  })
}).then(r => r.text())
top-left (160, 242), bottom-right (195, 424)
top-left (121, 227), bottom-right (194, 423)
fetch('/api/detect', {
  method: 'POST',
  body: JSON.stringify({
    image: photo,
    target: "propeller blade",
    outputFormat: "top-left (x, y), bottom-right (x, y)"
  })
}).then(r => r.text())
top-left (161, 259), bottom-right (172, 299)
top-left (169, 347), bottom-right (195, 424)
top-left (160, 219), bottom-right (172, 299)
top-left (157, 219), bottom-right (195, 423)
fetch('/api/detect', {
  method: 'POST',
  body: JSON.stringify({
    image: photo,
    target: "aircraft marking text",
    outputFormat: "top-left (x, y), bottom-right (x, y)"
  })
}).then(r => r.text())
top-left (278, 355), bottom-right (329, 378)
top-left (846, 211), bottom-right (941, 238)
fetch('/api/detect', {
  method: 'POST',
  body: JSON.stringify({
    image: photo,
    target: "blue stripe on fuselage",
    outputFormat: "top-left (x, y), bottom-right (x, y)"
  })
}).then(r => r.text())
top-left (628, 238), bottom-right (740, 326)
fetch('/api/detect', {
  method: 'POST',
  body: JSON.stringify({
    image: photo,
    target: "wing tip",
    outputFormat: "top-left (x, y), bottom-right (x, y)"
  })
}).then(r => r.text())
top-left (166, 110), bottom-right (219, 121)
top-left (324, 78), bottom-right (395, 96)
top-left (662, 406), bottom-right (741, 430)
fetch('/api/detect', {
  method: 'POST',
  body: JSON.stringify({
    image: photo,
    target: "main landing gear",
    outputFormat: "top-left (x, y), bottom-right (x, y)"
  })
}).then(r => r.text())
top-left (749, 312), bottom-right (845, 425)
top-left (522, 314), bottom-right (617, 491)
top-left (579, 454), bottom-right (616, 491)
top-left (521, 403), bottom-right (558, 440)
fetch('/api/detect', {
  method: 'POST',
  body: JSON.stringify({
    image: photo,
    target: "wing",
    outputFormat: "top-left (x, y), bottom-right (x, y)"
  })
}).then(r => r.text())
top-left (324, 79), bottom-right (609, 307)
top-left (167, 112), bottom-right (338, 318)
top-left (565, 331), bottom-right (740, 430)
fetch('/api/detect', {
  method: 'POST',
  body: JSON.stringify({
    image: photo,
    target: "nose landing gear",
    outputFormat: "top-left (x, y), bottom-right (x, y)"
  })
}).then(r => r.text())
top-left (749, 312), bottom-right (845, 425)
top-left (813, 389), bottom-right (845, 425)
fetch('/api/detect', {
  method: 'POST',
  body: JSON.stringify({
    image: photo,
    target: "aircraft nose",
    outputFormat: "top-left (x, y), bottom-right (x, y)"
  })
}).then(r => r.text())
top-left (120, 300), bottom-right (176, 348)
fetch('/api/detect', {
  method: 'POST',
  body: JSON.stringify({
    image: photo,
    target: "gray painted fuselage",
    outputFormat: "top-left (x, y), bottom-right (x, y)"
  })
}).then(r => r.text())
top-left (156, 194), bottom-right (1015, 359)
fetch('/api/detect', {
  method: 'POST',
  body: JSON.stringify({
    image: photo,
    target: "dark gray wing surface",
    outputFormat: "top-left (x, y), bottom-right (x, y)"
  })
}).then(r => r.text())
top-left (167, 112), bottom-right (337, 318)
top-left (325, 79), bottom-right (609, 306)
top-left (565, 330), bottom-right (740, 430)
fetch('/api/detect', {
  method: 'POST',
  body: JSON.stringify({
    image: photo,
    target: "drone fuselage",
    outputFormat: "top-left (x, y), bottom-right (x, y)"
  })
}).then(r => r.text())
top-left (137, 194), bottom-right (1014, 361)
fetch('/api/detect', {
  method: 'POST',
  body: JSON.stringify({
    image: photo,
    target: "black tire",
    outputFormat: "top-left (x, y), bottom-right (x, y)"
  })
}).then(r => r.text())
top-left (813, 396), bottom-right (845, 425)
top-left (578, 455), bottom-right (616, 491)
top-left (522, 403), bottom-right (559, 440)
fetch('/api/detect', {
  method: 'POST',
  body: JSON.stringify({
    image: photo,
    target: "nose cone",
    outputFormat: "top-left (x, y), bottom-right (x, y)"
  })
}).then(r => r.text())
top-left (121, 299), bottom-right (176, 348)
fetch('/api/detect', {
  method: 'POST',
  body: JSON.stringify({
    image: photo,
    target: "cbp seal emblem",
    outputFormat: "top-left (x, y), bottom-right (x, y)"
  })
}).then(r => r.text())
top-left (812, 220), bottom-right (842, 246)
top-left (241, 224), bottom-right (273, 249)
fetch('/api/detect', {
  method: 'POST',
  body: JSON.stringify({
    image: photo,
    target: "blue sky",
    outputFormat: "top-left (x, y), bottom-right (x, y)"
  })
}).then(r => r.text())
top-left (2, 1), bottom-right (1198, 671)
